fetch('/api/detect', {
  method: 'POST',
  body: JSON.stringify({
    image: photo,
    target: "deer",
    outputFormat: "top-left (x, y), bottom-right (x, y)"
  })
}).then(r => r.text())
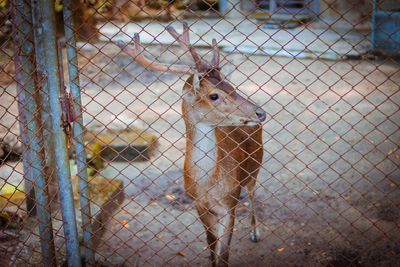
top-left (117, 22), bottom-right (266, 267)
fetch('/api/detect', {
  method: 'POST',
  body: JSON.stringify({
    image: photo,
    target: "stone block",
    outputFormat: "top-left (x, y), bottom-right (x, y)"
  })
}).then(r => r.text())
top-left (85, 126), bottom-right (158, 163)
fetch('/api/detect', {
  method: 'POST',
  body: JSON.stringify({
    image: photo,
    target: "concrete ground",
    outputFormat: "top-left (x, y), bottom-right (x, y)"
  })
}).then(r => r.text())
top-left (0, 19), bottom-right (399, 266)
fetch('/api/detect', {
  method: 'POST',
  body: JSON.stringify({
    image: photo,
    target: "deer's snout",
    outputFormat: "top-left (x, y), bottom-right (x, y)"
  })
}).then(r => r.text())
top-left (255, 108), bottom-right (266, 122)
top-left (236, 96), bottom-right (267, 124)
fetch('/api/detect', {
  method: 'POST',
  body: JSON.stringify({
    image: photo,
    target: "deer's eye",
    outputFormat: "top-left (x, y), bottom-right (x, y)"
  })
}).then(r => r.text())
top-left (209, 94), bottom-right (219, 101)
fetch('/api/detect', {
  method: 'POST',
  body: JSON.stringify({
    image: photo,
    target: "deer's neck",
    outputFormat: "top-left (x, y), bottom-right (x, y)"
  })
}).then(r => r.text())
top-left (187, 122), bottom-right (218, 178)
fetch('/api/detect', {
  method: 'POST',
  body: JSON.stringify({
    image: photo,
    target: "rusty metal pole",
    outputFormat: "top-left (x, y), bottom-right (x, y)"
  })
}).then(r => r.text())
top-left (13, 34), bottom-right (36, 216)
top-left (33, 0), bottom-right (82, 266)
top-left (61, 0), bottom-right (94, 264)
top-left (12, 0), bottom-right (56, 265)
top-left (30, 0), bottom-right (58, 203)
top-left (371, 0), bottom-right (377, 51)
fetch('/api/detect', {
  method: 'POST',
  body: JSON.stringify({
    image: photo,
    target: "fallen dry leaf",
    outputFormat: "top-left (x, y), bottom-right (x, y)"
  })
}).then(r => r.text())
top-left (390, 183), bottom-right (395, 187)
top-left (277, 247), bottom-right (284, 252)
top-left (177, 251), bottom-right (186, 257)
top-left (158, 235), bottom-right (164, 240)
top-left (395, 155), bottom-right (400, 159)
top-left (344, 195), bottom-right (351, 200)
top-left (166, 194), bottom-right (176, 201)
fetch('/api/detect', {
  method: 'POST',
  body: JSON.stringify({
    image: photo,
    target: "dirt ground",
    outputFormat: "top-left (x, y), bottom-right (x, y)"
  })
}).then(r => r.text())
top-left (1, 40), bottom-right (400, 266)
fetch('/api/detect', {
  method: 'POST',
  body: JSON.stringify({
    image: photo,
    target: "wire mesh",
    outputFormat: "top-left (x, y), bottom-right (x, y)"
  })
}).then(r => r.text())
top-left (1, 0), bottom-right (400, 266)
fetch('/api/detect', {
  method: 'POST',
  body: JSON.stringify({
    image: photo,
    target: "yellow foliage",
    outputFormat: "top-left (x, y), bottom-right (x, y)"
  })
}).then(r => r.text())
top-left (0, 0), bottom-right (7, 9)
top-left (70, 174), bottom-right (122, 205)
top-left (1, 183), bottom-right (24, 196)
top-left (55, 0), bottom-right (63, 12)
top-left (0, 184), bottom-right (26, 210)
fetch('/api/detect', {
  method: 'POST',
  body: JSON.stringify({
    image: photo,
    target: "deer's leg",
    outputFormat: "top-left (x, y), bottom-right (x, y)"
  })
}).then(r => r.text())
top-left (213, 209), bottom-right (235, 267)
top-left (246, 178), bottom-right (259, 243)
top-left (196, 205), bottom-right (218, 265)
top-left (196, 204), bottom-right (236, 267)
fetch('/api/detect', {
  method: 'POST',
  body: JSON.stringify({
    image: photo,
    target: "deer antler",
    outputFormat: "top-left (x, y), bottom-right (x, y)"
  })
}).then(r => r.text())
top-left (117, 22), bottom-right (220, 75)
top-left (116, 33), bottom-right (194, 74)
top-left (166, 21), bottom-right (212, 72)
top-left (211, 38), bottom-right (220, 67)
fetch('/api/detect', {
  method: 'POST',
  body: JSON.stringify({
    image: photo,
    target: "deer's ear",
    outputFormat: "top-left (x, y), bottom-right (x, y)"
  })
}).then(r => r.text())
top-left (192, 73), bottom-right (200, 91)
top-left (183, 89), bottom-right (196, 103)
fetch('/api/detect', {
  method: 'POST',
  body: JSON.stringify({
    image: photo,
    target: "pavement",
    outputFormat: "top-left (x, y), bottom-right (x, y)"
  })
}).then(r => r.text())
top-left (97, 18), bottom-right (371, 60)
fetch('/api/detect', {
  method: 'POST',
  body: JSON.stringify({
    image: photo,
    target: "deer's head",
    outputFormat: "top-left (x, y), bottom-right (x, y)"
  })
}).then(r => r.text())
top-left (117, 22), bottom-right (266, 127)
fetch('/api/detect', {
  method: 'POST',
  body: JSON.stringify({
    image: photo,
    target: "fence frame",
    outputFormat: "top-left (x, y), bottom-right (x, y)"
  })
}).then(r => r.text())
top-left (2, 0), bottom-right (399, 266)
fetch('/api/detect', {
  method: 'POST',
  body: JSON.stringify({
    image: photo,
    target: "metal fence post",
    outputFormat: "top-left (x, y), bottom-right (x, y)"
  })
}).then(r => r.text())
top-left (13, 37), bottom-right (36, 216)
top-left (62, 0), bottom-right (94, 264)
top-left (12, 0), bottom-right (56, 265)
top-left (33, 0), bottom-right (82, 266)
top-left (371, 0), bottom-right (377, 51)
top-left (30, 0), bottom-right (58, 203)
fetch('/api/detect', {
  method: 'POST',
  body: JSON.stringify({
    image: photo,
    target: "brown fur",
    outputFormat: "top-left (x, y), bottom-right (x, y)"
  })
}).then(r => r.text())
top-left (182, 74), bottom-right (264, 267)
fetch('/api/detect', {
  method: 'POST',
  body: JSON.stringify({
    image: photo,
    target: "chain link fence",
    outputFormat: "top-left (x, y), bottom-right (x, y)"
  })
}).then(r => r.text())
top-left (1, 0), bottom-right (399, 266)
